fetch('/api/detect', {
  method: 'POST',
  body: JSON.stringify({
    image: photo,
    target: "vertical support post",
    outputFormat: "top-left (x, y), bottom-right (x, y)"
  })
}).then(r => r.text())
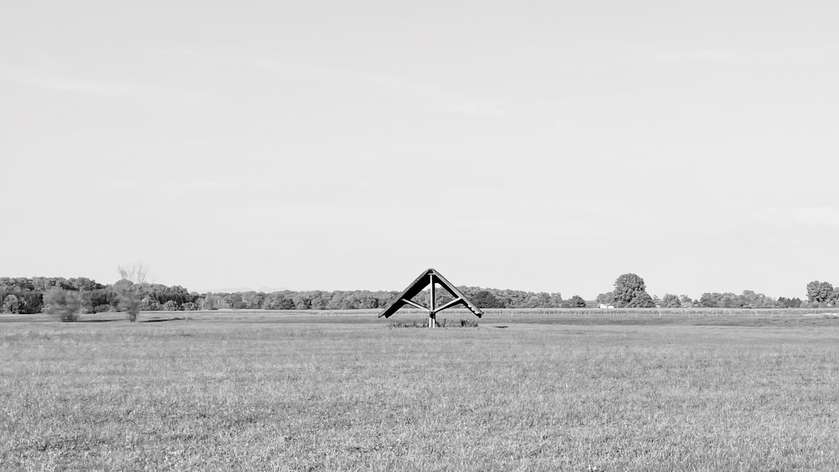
top-left (428, 273), bottom-right (436, 328)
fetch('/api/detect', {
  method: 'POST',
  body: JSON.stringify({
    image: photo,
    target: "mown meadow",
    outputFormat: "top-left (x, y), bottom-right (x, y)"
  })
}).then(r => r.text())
top-left (2, 310), bottom-right (838, 471)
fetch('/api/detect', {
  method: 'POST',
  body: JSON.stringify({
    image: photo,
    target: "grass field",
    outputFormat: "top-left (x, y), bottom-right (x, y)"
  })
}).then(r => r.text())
top-left (2, 310), bottom-right (838, 471)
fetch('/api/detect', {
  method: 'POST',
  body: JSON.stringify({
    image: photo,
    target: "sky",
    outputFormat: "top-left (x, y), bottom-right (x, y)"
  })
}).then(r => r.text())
top-left (1, 0), bottom-right (838, 298)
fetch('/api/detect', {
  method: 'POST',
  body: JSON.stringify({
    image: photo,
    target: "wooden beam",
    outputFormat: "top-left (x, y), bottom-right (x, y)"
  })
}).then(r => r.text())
top-left (432, 297), bottom-right (463, 314)
top-left (401, 298), bottom-right (428, 311)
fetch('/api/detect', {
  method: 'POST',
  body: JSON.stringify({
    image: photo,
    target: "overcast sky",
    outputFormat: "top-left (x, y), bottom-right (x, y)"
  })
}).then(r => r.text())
top-left (1, 1), bottom-right (838, 298)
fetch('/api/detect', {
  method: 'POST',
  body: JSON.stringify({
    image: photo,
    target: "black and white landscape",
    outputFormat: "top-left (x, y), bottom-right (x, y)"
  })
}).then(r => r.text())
top-left (2, 1), bottom-right (838, 470)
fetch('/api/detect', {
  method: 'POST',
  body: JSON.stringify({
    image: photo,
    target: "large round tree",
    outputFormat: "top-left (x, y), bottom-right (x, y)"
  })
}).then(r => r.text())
top-left (612, 273), bottom-right (655, 308)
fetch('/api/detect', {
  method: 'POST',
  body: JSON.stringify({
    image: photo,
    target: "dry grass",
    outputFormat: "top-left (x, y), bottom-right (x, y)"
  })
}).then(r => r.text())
top-left (1, 310), bottom-right (838, 471)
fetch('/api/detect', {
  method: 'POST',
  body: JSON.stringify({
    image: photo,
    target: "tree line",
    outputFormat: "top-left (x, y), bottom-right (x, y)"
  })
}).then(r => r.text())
top-left (0, 273), bottom-right (832, 318)
top-left (593, 273), bottom-right (808, 309)
top-left (0, 277), bottom-right (567, 314)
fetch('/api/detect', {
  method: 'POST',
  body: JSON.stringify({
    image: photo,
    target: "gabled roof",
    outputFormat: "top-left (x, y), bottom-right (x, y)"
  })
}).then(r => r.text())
top-left (378, 268), bottom-right (483, 318)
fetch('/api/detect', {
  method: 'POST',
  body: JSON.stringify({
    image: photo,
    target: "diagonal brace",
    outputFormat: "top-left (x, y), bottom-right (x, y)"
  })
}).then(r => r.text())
top-left (401, 298), bottom-right (428, 311)
top-left (432, 297), bottom-right (463, 314)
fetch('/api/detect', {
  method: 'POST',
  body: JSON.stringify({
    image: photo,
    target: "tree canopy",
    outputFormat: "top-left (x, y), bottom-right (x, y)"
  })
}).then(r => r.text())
top-left (0, 274), bottom-right (832, 315)
top-left (611, 273), bottom-right (655, 308)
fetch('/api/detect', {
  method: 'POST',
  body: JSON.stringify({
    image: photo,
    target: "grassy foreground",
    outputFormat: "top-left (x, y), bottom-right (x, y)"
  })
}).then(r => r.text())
top-left (1, 311), bottom-right (838, 471)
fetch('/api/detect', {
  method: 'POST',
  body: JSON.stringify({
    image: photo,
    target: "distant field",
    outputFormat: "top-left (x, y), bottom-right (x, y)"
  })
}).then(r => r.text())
top-left (2, 310), bottom-right (838, 470)
top-left (4, 306), bottom-right (839, 325)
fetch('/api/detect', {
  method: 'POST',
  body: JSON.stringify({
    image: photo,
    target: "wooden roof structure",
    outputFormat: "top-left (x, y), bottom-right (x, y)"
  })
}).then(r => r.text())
top-left (378, 268), bottom-right (483, 320)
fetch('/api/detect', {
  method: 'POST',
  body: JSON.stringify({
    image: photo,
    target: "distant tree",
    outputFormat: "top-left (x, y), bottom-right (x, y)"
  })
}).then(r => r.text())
top-left (522, 292), bottom-right (554, 308)
top-left (739, 290), bottom-right (776, 308)
top-left (116, 264), bottom-right (147, 322)
top-left (723, 292), bottom-right (739, 307)
top-left (114, 279), bottom-right (139, 319)
top-left (596, 292), bottom-right (615, 306)
top-left (292, 295), bottom-right (312, 310)
top-left (807, 280), bottom-right (834, 304)
top-left (157, 285), bottom-right (193, 306)
top-left (662, 294), bottom-right (681, 308)
top-left (140, 296), bottom-right (160, 311)
top-left (0, 279), bottom-right (43, 314)
top-left (43, 288), bottom-right (81, 322)
top-left (200, 294), bottom-right (218, 310)
top-left (568, 295), bottom-right (586, 308)
top-left (161, 300), bottom-right (179, 311)
top-left (67, 277), bottom-right (103, 291)
top-left (220, 293), bottom-right (246, 309)
top-left (1, 294), bottom-right (21, 314)
top-left (695, 291), bottom-right (776, 308)
top-left (241, 291), bottom-right (265, 309)
top-left (356, 294), bottom-right (381, 309)
top-left (18, 292), bottom-right (43, 314)
top-left (263, 292), bottom-right (295, 310)
top-left (699, 292), bottom-right (719, 307)
top-left (625, 291), bottom-right (656, 308)
top-left (679, 295), bottom-right (694, 307)
top-left (777, 297), bottom-right (803, 308)
top-left (596, 292), bottom-right (614, 306)
top-left (308, 292), bottom-right (328, 310)
top-left (806, 281), bottom-right (819, 302)
top-left (611, 273), bottom-right (654, 308)
top-left (473, 290), bottom-right (504, 308)
top-left (78, 291), bottom-right (94, 314)
top-left (83, 289), bottom-right (112, 314)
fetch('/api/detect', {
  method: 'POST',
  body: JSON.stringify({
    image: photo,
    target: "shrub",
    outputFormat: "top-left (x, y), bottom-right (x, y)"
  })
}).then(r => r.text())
top-left (140, 296), bottom-right (160, 311)
top-left (161, 300), bottom-right (180, 311)
top-left (115, 284), bottom-right (141, 322)
top-left (561, 295), bottom-right (586, 308)
top-left (43, 288), bottom-right (81, 322)
top-left (112, 279), bottom-right (141, 321)
top-left (201, 295), bottom-right (218, 310)
top-left (116, 264), bottom-right (147, 322)
top-left (1, 294), bottom-right (21, 314)
top-left (662, 294), bottom-right (681, 308)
